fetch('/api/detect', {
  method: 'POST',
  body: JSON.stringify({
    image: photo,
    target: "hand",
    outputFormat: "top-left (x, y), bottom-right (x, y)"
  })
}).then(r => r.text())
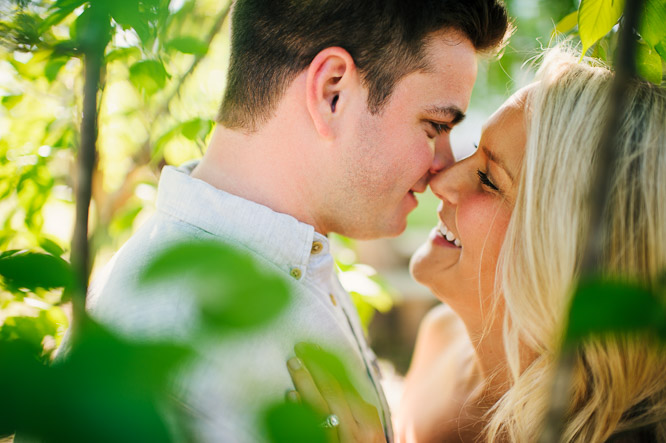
top-left (286, 342), bottom-right (386, 443)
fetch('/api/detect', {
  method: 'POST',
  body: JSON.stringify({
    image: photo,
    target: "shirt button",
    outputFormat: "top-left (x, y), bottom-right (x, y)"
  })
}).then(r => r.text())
top-left (311, 241), bottom-right (323, 254)
top-left (290, 268), bottom-right (302, 279)
top-left (329, 293), bottom-right (337, 306)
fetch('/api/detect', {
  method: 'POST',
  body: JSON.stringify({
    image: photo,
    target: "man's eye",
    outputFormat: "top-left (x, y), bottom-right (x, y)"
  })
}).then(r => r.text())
top-left (477, 169), bottom-right (499, 191)
top-left (429, 121), bottom-right (451, 136)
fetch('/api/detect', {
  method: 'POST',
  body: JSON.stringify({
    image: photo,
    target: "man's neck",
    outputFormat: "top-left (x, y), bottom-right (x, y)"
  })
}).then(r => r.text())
top-left (191, 125), bottom-right (325, 233)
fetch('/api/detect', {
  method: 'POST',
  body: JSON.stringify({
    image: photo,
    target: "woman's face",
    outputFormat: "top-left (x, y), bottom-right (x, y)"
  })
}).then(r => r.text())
top-left (410, 91), bottom-right (527, 328)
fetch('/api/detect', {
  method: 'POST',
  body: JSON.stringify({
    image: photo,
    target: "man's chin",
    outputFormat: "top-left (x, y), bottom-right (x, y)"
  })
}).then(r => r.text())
top-left (335, 218), bottom-right (407, 240)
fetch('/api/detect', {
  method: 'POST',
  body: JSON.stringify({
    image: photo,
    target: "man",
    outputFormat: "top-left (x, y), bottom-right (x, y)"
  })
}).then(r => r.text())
top-left (86, 0), bottom-right (510, 441)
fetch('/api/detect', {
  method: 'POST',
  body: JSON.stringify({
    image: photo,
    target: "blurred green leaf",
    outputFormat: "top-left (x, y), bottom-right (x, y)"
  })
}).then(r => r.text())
top-left (110, 202), bottom-right (143, 236)
top-left (72, 3), bottom-right (112, 53)
top-left (153, 124), bottom-right (181, 157)
top-left (565, 277), bottom-right (666, 344)
top-left (181, 118), bottom-right (213, 141)
top-left (591, 39), bottom-right (608, 62)
top-left (0, 310), bottom-right (59, 356)
top-left (166, 36), bottom-right (209, 55)
top-left (636, 41), bottom-right (663, 84)
top-left (105, 46), bottom-right (141, 63)
top-left (109, 0), bottom-right (151, 44)
top-left (0, 250), bottom-right (73, 291)
top-left (39, 0), bottom-right (85, 35)
top-left (1, 94), bottom-right (24, 110)
top-left (129, 59), bottom-right (168, 96)
top-left (264, 402), bottom-right (327, 443)
top-left (7, 11), bottom-right (43, 47)
top-left (0, 320), bottom-right (191, 442)
top-left (294, 343), bottom-right (355, 392)
top-left (52, 0), bottom-right (88, 10)
top-left (44, 57), bottom-right (67, 82)
top-left (38, 236), bottom-right (66, 257)
top-left (552, 10), bottom-right (578, 38)
top-left (140, 241), bottom-right (291, 331)
top-left (640, 0), bottom-right (666, 49)
top-left (656, 40), bottom-right (666, 60)
top-left (350, 291), bottom-right (377, 334)
top-left (578, 0), bottom-right (625, 55)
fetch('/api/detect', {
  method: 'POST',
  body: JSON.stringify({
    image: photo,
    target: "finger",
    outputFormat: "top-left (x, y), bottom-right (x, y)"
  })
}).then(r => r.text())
top-left (294, 344), bottom-right (356, 435)
top-left (287, 357), bottom-right (329, 414)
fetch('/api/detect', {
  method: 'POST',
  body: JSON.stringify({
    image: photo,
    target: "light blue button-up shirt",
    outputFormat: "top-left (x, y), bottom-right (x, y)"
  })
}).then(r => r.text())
top-left (86, 162), bottom-right (393, 442)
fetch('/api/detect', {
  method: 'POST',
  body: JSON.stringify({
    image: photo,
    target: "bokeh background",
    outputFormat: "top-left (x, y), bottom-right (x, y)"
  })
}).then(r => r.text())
top-left (0, 0), bottom-right (581, 371)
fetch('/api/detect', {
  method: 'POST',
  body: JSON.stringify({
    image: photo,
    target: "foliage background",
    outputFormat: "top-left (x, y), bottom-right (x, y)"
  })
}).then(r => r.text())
top-left (0, 0), bottom-right (665, 377)
top-left (0, 0), bottom-right (665, 440)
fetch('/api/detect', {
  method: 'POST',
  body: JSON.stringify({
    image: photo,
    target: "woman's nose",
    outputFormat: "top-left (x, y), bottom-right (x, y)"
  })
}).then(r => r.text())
top-left (429, 158), bottom-right (469, 204)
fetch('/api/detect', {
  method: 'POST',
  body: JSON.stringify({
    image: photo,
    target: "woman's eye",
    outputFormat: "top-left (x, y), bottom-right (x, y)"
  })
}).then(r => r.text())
top-left (477, 169), bottom-right (499, 191)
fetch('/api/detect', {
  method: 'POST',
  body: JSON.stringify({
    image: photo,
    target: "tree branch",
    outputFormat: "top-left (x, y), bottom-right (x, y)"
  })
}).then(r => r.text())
top-left (69, 48), bottom-right (103, 336)
top-left (539, 0), bottom-right (645, 441)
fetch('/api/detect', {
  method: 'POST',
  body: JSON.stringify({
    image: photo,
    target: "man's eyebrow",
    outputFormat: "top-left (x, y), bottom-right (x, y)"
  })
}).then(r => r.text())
top-left (482, 145), bottom-right (514, 181)
top-left (425, 105), bottom-right (466, 125)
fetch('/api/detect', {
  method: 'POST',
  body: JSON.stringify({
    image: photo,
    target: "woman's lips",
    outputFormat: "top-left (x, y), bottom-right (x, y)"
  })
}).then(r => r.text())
top-left (430, 221), bottom-right (462, 249)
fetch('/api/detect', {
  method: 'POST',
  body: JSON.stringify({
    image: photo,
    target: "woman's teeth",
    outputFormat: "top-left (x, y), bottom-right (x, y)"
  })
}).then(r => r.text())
top-left (438, 222), bottom-right (461, 248)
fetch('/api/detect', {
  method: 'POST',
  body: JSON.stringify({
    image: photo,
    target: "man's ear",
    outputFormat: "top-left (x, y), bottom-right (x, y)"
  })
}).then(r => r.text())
top-left (305, 47), bottom-right (359, 140)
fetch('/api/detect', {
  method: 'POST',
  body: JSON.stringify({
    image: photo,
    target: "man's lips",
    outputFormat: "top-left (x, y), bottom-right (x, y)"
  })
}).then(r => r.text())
top-left (410, 182), bottom-right (428, 194)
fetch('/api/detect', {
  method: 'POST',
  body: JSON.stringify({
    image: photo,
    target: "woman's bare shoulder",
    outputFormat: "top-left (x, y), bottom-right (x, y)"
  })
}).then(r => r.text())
top-left (406, 303), bottom-right (472, 377)
top-left (418, 304), bottom-right (468, 347)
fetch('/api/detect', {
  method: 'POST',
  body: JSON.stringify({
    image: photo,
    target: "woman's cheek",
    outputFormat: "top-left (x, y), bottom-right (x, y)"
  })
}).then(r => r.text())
top-left (458, 195), bottom-right (512, 270)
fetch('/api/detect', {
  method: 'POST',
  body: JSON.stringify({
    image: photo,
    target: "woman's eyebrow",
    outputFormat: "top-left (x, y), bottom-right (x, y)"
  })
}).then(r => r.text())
top-left (482, 145), bottom-right (514, 181)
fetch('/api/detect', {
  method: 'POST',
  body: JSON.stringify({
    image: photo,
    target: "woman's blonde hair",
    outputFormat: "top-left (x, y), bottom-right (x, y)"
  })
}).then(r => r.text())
top-left (487, 48), bottom-right (666, 441)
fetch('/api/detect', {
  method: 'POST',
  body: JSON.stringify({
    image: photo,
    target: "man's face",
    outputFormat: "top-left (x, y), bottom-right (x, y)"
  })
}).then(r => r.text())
top-left (323, 30), bottom-right (478, 239)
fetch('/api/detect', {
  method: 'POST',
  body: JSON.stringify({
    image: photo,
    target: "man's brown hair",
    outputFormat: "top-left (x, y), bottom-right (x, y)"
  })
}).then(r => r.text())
top-left (218, 0), bottom-right (511, 131)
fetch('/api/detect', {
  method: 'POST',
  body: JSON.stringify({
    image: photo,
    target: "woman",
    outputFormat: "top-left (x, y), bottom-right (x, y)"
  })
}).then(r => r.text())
top-left (288, 49), bottom-right (666, 442)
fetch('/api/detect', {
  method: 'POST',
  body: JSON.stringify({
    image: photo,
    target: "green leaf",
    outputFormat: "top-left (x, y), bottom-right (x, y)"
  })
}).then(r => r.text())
top-left (636, 41), bottom-right (663, 84)
top-left (0, 311), bottom-right (59, 354)
top-left (73, 4), bottom-right (112, 53)
top-left (565, 276), bottom-right (666, 344)
top-left (552, 10), bottom-right (578, 38)
top-left (105, 47), bottom-right (141, 64)
top-left (639, 0), bottom-right (666, 48)
top-left (0, 321), bottom-right (191, 441)
top-left (52, 0), bottom-right (88, 10)
top-left (39, 0), bottom-right (84, 34)
top-left (38, 236), bottom-right (66, 257)
top-left (129, 60), bottom-right (168, 96)
top-left (152, 125), bottom-right (180, 157)
top-left (109, 0), bottom-right (152, 44)
top-left (44, 58), bottom-right (67, 82)
top-left (1, 94), bottom-right (24, 110)
top-left (656, 39), bottom-right (666, 60)
top-left (110, 202), bottom-right (143, 235)
top-left (181, 118), bottom-right (213, 141)
top-left (263, 402), bottom-right (327, 443)
top-left (166, 36), bottom-right (209, 55)
top-left (578, 0), bottom-right (625, 56)
top-left (591, 39), bottom-right (608, 61)
top-left (10, 11), bottom-right (43, 47)
top-left (140, 241), bottom-right (291, 331)
top-left (0, 250), bottom-right (73, 291)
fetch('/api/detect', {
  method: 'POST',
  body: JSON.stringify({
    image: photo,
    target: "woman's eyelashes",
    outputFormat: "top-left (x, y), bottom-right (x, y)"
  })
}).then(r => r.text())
top-left (477, 169), bottom-right (500, 192)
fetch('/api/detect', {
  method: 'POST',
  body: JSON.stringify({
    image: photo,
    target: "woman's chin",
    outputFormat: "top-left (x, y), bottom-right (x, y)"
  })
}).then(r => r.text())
top-left (410, 239), bottom-right (459, 285)
top-left (409, 242), bottom-right (437, 286)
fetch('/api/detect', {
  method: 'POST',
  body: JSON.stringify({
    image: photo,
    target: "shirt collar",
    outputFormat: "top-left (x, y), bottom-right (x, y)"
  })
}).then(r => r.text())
top-left (156, 161), bottom-right (329, 278)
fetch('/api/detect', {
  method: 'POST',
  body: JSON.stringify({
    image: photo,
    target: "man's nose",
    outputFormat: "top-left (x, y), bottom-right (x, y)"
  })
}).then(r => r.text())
top-left (429, 135), bottom-right (455, 175)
